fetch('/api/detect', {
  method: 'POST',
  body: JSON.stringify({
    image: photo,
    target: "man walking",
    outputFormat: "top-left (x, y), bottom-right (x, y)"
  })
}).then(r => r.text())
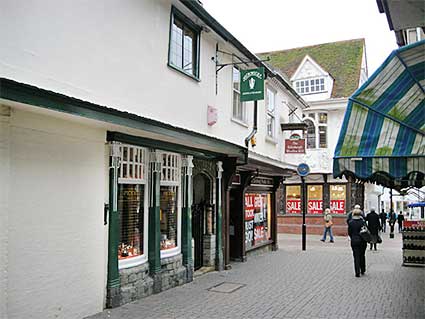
top-left (397, 211), bottom-right (405, 232)
top-left (379, 209), bottom-right (387, 233)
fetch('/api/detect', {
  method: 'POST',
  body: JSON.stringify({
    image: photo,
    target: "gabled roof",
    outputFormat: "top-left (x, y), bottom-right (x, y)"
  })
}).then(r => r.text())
top-left (258, 39), bottom-right (365, 98)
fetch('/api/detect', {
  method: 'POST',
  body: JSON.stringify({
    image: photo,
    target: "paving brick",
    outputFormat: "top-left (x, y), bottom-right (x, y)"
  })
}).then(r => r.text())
top-left (86, 233), bottom-right (424, 319)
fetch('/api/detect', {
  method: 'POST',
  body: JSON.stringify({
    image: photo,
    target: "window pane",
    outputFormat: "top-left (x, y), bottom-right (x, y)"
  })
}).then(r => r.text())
top-left (233, 67), bottom-right (240, 91)
top-left (118, 184), bottom-right (144, 259)
top-left (267, 114), bottom-right (274, 136)
top-left (286, 185), bottom-right (301, 214)
top-left (319, 113), bottom-right (327, 124)
top-left (170, 19), bottom-right (183, 68)
top-left (183, 27), bottom-right (195, 75)
top-left (160, 186), bottom-right (178, 250)
top-left (319, 126), bottom-right (327, 148)
top-left (307, 185), bottom-right (323, 214)
top-left (267, 89), bottom-right (275, 113)
top-left (330, 185), bottom-right (346, 214)
top-left (305, 119), bottom-right (316, 148)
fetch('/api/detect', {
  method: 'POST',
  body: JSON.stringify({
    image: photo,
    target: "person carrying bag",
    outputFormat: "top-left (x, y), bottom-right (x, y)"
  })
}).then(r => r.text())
top-left (321, 208), bottom-right (334, 243)
top-left (348, 207), bottom-right (368, 277)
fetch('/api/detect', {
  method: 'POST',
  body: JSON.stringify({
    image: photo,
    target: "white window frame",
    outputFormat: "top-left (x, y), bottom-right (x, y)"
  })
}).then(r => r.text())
top-left (118, 144), bottom-right (149, 269)
top-left (266, 87), bottom-right (276, 138)
top-left (159, 151), bottom-right (182, 259)
top-left (318, 112), bottom-right (327, 148)
top-left (232, 66), bottom-right (247, 124)
top-left (304, 119), bottom-right (316, 149)
top-left (294, 77), bottom-right (326, 95)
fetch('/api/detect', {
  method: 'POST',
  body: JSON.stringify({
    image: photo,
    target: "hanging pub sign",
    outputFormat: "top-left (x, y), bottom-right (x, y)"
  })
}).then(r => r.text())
top-left (285, 133), bottom-right (305, 154)
top-left (240, 67), bottom-right (265, 102)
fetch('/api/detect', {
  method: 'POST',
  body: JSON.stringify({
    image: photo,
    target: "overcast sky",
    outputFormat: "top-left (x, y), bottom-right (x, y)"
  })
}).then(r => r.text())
top-left (202, 0), bottom-right (398, 75)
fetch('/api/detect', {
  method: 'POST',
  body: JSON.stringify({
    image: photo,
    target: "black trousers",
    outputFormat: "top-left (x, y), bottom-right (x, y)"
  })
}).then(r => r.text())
top-left (351, 242), bottom-right (367, 275)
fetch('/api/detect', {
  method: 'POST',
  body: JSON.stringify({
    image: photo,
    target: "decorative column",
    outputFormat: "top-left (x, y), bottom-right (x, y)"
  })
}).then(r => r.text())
top-left (0, 105), bottom-right (10, 318)
top-left (215, 161), bottom-right (224, 271)
top-left (148, 150), bottom-right (161, 276)
top-left (106, 142), bottom-right (121, 308)
top-left (181, 156), bottom-right (194, 281)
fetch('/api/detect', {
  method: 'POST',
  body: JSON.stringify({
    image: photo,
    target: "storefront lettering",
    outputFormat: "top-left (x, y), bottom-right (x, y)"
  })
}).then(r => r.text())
top-left (286, 199), bottom-right (301, 213)
top-left (330, 200), bottom-right (345, 214)
top-left (308, 200), bottom-right (323, 214)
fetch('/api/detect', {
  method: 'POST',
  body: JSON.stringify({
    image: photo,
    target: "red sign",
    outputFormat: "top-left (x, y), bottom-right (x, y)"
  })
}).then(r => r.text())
top-left (308, 200), bottom-right (323, 214)
top-left (286, 199), bottom-right (301, 213)
top-left (404, 220), bottom-right (425, 227)
top-left (330, 200), bottom-right (345, 214)
top-left (285, 139), bottom-right (305, 154)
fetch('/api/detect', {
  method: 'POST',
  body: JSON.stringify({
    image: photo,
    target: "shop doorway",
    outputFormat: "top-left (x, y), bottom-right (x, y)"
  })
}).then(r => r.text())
top-left (192, 173), bottom-right (212, 270)
top-left (229, 188), bottom-right (243, 261)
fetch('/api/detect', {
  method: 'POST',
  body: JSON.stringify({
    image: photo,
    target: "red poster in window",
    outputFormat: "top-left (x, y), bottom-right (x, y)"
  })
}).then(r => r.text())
top-left (308, 200), bottom-right (323, 214)
top-left (286, 199), bottom-right (301, 213)
top-left (330, 200), bottom-right (345, 214)
top-left (244, 193), bottom-right (256, 220)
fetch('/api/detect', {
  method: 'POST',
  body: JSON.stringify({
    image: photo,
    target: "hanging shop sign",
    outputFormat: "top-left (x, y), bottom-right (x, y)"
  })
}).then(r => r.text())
top-left (240, 67), bottom-right (265, 102)
top-left (285, 139), bottom-right (305, 154)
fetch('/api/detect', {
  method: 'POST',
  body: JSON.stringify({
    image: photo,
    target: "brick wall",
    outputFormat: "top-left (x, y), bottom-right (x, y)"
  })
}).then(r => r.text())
top-left (277, 215), bottom-right (348, 236)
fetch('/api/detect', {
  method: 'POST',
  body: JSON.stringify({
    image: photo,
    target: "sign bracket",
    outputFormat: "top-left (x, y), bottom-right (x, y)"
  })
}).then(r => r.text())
top-left (213, 44), bottom-right (270, 95)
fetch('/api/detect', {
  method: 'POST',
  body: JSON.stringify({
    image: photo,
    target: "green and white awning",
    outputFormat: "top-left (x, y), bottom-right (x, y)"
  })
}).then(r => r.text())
top-left (333, 40), bottom-right (425, 190)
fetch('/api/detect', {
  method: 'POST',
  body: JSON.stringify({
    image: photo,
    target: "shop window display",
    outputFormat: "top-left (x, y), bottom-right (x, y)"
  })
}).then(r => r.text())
top-left (307, 185), bottom-right (323, 214)
top-left (160, 186), bottom-right (178, 250)
top-left (330, 184), bottom-right (346, 214)
top-left (118, 184), bottom-right (144, 259)
top-left (286, 185), bottom-right (301, 214)
top-left (245, 193), bottom-right (272, 249)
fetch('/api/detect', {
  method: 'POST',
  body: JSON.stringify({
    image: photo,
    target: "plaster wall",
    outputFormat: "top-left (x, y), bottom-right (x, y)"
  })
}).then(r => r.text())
top-left (0, 105), bottom-right (11, 319)
top-left (0, 0), bottom-right (303, 163)
top-left (7, 109), bottom-right (107, 319)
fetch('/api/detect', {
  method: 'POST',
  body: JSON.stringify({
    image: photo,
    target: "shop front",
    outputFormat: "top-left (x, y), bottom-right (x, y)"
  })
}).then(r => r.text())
top-left (279, 174), bottom-right (364, 236)
top-left (105, 132), bottom-right (243, 307)
top-left (225, 158), bottom-right (291, 265)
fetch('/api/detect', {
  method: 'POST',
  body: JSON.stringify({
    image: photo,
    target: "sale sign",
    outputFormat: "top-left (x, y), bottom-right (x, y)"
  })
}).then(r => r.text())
top-left (308, 200), bottom-right (323, 214)
top-left (286, 199), bottom-right (301, 213)
top-left (330, 200), bottom-right (345, 214)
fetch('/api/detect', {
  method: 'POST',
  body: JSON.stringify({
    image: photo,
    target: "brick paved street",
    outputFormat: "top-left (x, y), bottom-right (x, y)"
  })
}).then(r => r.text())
top-left (87, 233), bottom-right (424, 319)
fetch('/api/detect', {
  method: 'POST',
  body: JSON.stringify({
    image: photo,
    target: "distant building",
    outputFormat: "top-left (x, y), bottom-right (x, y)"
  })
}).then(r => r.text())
top-left (259, 39), bottom-right (381, 235)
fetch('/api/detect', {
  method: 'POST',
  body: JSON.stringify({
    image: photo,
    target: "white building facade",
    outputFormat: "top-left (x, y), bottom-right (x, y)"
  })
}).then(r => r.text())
top-left (0, 1), bottom-right (306, 318)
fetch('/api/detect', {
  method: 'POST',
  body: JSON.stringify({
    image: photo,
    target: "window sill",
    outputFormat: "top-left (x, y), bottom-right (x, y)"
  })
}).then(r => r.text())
top-left (265, 135), bottom-right (278, 145)
top-left (231, 117), bottom-right (249, 128)
top-left (167, 63), bottom-right (200, 82)
top-left (119, 254), bottom-right (148, 270)
top-left (160, 246), bottom-right (181, 259)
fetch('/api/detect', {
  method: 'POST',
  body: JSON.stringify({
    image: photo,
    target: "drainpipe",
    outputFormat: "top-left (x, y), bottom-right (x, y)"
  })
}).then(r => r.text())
top-left (244, 100), bottom-right (257, 148)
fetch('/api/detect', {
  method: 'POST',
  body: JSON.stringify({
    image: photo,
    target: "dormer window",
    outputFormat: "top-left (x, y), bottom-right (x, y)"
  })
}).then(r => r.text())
top-left (294, 77), bottom-right (325, 95)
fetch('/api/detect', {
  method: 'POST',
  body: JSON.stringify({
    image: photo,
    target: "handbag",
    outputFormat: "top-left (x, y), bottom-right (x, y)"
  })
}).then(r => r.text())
top-left (360, 224), bottom-right (372, 243)
top-left (377, 234), bottom-right (382, 244)
top-left (325, 220), bottom-right (333, 228)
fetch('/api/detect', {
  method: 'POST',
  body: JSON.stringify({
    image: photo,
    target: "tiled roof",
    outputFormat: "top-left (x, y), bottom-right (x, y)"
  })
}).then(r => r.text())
top-left (258, 39), bottom-right (365, 98)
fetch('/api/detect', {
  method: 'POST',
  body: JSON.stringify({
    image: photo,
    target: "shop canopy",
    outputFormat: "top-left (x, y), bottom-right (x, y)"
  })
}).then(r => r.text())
top-left (333, 40), bottom-right (425, 191)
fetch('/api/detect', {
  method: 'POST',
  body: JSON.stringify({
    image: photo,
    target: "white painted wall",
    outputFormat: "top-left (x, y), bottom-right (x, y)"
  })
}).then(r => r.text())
top-left (7, 109), bottom-right (107, 319)
top-left (0, 0), bottom-right (304, 164)
top-left (0, 105), bottom-right (11, 319)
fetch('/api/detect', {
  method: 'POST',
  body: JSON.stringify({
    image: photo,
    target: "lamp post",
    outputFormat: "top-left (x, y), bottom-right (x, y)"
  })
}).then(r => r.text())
top-left (297, 163), bottom-right (310, 251)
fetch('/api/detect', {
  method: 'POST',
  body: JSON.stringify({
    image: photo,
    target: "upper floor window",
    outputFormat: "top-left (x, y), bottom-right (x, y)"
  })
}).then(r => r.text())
top-left (169, 8), bottom-right (200, 78)
top-left (304, 119), bottom-right (316, 149)
top-left (232, 67), bottom-right (247, 123)
top-left (295, 77), bottom-right (325, 95)
top-left (266, 88), bottom-right (276, 137)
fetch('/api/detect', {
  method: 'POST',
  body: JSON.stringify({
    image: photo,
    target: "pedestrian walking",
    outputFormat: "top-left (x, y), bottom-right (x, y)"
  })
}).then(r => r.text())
top-left (347, 204), bottom-right (365, 224)
top-left (379, 209), bottom-right (387, 232)
top-left (366, 208), bottom-right (380, 250)
top-left (348, 207), bottom-right (367, 277)
top-left (320, 208), bottom-right (334, 243)
top-left (397, 211), bottom-right (405, 232)
top-left (388, 210), bottom-right (397, 236)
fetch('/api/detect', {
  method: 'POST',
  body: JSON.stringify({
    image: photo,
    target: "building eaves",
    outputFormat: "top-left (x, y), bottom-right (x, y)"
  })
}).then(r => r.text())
top-left (179, 0), bottom-right (309, 109)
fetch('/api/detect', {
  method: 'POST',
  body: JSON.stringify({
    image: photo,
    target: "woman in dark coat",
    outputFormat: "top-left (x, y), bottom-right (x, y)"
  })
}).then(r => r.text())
top-left (366, 209), bottom-right (381, 251)
top-left (348, 209), bottom-right (367, 277)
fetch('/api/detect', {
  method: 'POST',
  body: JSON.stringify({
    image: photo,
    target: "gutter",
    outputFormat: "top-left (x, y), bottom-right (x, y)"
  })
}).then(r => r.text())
top-left (180, 0), bottom-right (309, 109)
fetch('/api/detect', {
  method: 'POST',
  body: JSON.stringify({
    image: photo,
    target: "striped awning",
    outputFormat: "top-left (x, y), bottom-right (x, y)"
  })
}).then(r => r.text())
top-left (333, 40), bottom-right (425, 190)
